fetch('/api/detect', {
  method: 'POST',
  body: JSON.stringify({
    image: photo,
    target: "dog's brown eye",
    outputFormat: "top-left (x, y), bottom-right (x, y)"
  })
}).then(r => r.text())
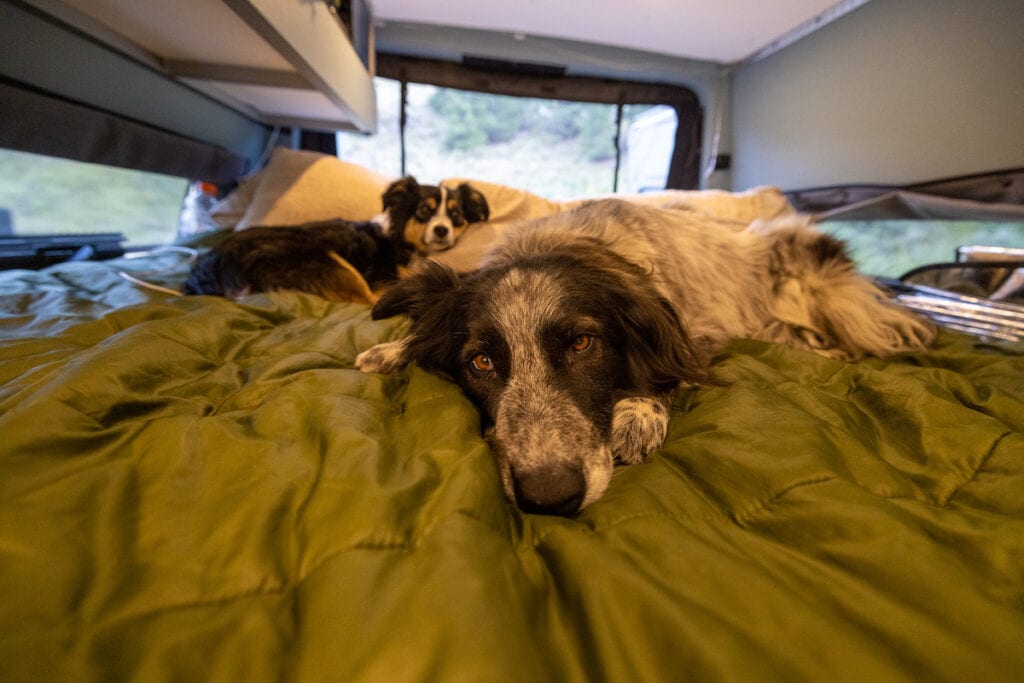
top-left (570, 334), bottom-right (593, 352)
top-left (470, 353), bottom-right (494, 372)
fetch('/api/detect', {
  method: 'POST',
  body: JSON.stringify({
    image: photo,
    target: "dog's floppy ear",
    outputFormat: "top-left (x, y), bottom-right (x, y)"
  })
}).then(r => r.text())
top-left (371, 261), bottom-right (462, 321)
top-left (382, 176), bottom-right (420, 211)
top-left (455, 183), bottom-right (490, 224)
top-left (370, 262), bottom-right (469, 378)
top-left (608, 279), bottom-right (715, 391)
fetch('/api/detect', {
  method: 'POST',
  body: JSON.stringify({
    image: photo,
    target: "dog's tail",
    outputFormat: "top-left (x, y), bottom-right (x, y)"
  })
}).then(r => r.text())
top-left (754, 218), bottom-right (936, 360)
top-left (766, 273), bottom-right (937, 360)
top-left (327, 251), bottom-right (378, 305)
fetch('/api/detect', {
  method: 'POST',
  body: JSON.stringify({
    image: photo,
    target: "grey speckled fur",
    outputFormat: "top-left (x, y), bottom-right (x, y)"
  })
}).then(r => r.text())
top-left (357, 199), bottom-right (936, 514)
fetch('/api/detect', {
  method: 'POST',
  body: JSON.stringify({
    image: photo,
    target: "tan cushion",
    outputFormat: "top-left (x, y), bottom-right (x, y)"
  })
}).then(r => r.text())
top-left (210, 155), bottom-right (798, 274)
top-left (440, 177), bottom-right (562, 223)
top-left (559, 186), bottom-right (796, 224)
top-left (214, 148), bottom-right (395, 231)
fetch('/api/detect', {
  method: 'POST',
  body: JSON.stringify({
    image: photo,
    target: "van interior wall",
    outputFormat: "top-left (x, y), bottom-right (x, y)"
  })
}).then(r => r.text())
top-left (730, 0), bottom-right (1024, 191)
top-left (374, 22), bottom-right (732, 189)
top-left (0, 0), bottom-right (270, 181)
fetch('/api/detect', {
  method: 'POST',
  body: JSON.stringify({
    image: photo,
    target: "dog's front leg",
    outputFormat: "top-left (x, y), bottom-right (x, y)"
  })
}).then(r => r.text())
top-left (611, 396), bottom-right (670, 465)
top-left (355, 336), bottom-right (411, 374)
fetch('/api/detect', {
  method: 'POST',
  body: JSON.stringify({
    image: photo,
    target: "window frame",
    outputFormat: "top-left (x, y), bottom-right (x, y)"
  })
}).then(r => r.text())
top-left (375, 54), bottom-right (704, 190)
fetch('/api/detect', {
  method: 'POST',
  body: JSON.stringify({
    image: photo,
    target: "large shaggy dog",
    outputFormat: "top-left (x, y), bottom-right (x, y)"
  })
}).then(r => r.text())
top-left (356, 200), bottom-right (935, 516)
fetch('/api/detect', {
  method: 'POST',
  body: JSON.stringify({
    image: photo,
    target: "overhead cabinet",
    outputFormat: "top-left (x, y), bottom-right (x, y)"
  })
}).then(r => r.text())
top-left (12, 0), bottom-right (377, 134)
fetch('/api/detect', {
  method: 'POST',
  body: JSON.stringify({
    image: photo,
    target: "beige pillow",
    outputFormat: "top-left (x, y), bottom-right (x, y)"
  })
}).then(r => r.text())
top-left (558, 186), bottom-right (796, 224)
top-left (634, 186), bottom-right (796, 223)
top-left (440, 177), bottom-right (562, 224)
top-left (219, 148), bottom-right (395, 230)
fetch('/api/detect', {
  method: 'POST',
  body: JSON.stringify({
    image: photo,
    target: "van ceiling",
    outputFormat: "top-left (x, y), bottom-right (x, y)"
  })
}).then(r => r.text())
top-left (371, 0), bottom-right (869, 65)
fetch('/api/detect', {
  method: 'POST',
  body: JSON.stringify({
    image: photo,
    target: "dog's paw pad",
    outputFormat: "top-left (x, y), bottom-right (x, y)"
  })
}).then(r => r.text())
top-left (611, 397), bottom-right (669, 465)
top-left (355, 339), bottom-right (409, 374)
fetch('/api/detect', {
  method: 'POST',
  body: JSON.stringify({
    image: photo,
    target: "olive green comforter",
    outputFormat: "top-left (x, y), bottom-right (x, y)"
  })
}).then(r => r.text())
top-left (2, 253), bottom-right (1023, 682)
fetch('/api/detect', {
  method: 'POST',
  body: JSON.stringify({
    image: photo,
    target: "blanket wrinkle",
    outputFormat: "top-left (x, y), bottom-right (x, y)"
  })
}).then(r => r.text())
top-left (935, 430), bottom-right (1009, 508)
top-left (731, 475), bottom-right (838, 526)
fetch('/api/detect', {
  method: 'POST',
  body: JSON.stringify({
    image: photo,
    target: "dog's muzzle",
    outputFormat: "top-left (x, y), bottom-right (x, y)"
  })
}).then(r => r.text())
top-left (490, 380), bottom-right (612, 517)
top-left (424, 222), bottom-right (456, 251)
top-left (512, 462), bottom-right (586, 516)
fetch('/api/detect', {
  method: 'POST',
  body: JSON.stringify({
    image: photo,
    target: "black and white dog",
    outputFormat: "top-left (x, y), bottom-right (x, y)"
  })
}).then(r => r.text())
top-left (380, 176), bottom-right (490, 256)
top-left (182, 218), bottom-right (404, 304)
top-left (184, 176), bottom-right (489, 302)
top-left (356, 199), bottom-right (936, 516)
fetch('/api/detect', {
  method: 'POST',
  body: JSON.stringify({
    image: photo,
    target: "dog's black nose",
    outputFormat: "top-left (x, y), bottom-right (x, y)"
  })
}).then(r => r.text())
top-left (513, 463), bottom-right (585, 516)
top-left (433, 226), bottom-right (449, 238)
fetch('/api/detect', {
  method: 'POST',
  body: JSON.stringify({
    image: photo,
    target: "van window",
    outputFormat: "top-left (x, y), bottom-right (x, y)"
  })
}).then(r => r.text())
top-left (339, 74), bottom-right (690, 197)
top-left (819, 220), bottom-right (1024, 278)
top-left (339, 78), bottom-right (617, 196)
top-left (619, 105), bottom-right (678, 194)
top-left (336, 78), bottom-right (403, 179)
top-left (0, 148), bottom-right (187, 246)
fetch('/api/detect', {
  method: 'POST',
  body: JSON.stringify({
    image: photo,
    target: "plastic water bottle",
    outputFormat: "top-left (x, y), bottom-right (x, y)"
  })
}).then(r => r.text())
top-left (177, 181), bottom-right (219, 236)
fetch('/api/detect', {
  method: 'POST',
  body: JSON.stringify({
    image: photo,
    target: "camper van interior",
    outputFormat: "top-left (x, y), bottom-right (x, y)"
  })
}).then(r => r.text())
top-left (1, 0), bottom-right (1023, 680)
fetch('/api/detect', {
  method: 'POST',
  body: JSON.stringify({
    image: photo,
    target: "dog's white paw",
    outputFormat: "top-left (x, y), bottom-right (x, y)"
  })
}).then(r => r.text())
top-left (355, 338), bottom-right (411, 374)
top-left (611, 396), bottom-right (669, 465)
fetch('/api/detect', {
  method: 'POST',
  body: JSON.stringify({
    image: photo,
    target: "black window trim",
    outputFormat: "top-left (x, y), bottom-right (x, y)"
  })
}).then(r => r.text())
top-left (374, 53), bottom-right (704, 190)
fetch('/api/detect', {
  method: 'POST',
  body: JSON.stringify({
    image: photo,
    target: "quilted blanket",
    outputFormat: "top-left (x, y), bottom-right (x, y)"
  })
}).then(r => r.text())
top-left (1, 252), bottom-right (1023, 682)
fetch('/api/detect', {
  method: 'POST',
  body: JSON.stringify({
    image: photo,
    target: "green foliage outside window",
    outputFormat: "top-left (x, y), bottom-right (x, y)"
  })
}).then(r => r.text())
top-left (428, 89), bottom-right (615, 161)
